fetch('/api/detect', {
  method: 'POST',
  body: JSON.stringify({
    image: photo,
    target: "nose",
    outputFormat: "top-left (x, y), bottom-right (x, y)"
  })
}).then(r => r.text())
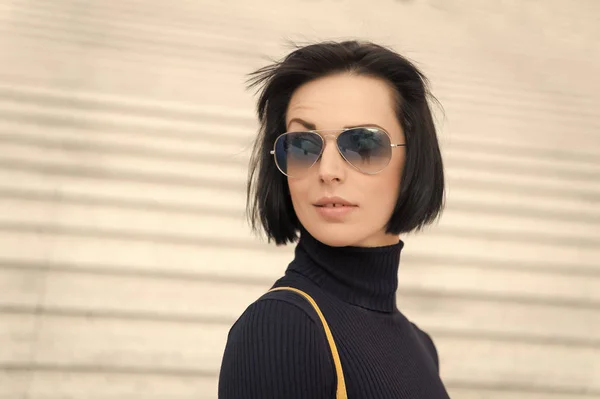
top-left (318, 134), bottom-right (346, 183)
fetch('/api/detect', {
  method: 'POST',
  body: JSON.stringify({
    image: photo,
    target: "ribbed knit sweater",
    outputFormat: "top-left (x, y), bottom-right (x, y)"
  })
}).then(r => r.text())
top-left (218, 227), bottom-right (451, 398)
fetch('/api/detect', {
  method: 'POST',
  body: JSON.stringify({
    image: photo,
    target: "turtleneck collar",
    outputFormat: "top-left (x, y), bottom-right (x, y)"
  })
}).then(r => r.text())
top-left (286, 225), bottom-right (404, 313)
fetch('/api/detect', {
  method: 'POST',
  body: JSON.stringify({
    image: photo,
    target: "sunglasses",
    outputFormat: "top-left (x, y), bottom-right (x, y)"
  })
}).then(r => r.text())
top-left (270, 127), bottom-right (406, 177)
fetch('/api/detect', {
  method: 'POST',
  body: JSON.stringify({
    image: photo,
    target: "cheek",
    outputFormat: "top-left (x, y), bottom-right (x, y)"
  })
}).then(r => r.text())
top-left (287, 179), bottom-right (308, 208)
top-left (388, 153), bottom-right (405, 190)
top-left (367, 159), bottom-right (404, 207)
top-left (369, 177), bottom-right (400, 207)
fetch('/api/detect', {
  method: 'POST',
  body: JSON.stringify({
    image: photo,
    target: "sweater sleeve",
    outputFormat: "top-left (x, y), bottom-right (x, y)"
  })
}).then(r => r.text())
top-left (411, 323), bottom-right (440, 372)
top-left (218, 298), bottom-right (336, 399)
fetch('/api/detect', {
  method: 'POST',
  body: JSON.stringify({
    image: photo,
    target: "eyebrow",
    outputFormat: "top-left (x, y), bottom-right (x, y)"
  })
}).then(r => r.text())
top-left (287, 118), bottom-right (387, 132)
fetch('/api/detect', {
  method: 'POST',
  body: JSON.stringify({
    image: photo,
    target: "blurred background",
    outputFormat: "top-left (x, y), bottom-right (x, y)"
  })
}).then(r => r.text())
top-left (1, 0), bottom-right (599, 398)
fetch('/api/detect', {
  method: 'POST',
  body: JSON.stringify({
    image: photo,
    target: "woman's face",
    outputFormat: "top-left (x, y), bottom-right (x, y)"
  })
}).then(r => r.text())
top-left (285, 73), bottom-right (406, 247)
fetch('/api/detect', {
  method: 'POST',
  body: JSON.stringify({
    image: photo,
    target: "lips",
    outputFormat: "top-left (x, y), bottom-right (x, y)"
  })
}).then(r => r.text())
top-left (313, 196), bottom-right (357, 207)
top-left (315, 203), bottom-right (355, 208)
top-left (313, 196), bottom-right (358, 220)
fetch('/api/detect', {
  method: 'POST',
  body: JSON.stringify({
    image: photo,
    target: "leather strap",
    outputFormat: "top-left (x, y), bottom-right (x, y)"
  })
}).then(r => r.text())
top-left (268, 286), bottom-right (348, 399)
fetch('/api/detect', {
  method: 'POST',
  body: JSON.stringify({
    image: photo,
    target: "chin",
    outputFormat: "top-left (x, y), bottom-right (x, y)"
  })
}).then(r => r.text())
top-left (304, 220), bottom-right (399, 248)
top-left (305, 223), bottom-right (369, 248)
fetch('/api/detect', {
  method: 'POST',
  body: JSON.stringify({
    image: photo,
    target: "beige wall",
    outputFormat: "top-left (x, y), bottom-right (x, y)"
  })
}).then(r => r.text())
top-left (1, 0), bottom-right (599, 398)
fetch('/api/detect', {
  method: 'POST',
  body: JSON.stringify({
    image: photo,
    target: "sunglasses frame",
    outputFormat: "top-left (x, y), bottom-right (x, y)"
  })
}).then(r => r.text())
top-left (269, 126), bottom-right (406, 177)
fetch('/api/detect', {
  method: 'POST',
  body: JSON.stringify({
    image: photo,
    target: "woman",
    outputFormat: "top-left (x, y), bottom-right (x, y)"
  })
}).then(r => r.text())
top-left (218, 40), bottom-right (450, 399)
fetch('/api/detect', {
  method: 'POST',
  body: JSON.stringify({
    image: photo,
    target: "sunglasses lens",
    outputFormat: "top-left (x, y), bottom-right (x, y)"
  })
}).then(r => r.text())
top-left (274, 132), bottom-right (323, 176)
top-left (337, 128), bottom-right (392, 173)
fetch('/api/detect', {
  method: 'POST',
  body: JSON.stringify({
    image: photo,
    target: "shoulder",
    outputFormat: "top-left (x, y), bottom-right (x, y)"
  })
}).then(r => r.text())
top-left (227, 288), bottom-right (323, 335)
top-left (226, 289), bottom-right (323, 342)
top-left (218, 290), bottom-right (336, 398)
top-left (410, 322), bottom-right (440, 371)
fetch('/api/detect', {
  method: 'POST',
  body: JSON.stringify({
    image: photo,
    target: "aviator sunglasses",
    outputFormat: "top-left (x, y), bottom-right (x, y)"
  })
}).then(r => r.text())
top-left (270, 126), bottom-right (406, 178)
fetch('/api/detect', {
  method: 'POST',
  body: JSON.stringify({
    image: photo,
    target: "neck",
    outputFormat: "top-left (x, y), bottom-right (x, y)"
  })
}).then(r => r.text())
top-left (286, 225), bottom-right (404, 313)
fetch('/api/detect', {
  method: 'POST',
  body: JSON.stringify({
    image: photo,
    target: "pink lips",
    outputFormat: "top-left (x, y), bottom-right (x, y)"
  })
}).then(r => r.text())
top-left (313, 196), bottom-right (358, 221)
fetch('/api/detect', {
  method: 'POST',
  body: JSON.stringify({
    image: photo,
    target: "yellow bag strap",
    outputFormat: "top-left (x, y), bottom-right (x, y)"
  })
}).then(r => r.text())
top-left (268, 286), bottom-right (348, 399)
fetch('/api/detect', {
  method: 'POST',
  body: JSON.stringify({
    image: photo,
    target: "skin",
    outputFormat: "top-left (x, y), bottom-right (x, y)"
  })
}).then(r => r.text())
top-left (286, 73), bottom-right (406, 247)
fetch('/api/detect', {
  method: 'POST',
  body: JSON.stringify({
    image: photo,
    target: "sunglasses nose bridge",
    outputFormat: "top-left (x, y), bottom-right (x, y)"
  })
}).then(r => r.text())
top-left (321, 133), bottom-right (337, 143)
top-left (317, 132), bottom-right (347, 176)
top-left (319, 133), bottom-right (343, 155)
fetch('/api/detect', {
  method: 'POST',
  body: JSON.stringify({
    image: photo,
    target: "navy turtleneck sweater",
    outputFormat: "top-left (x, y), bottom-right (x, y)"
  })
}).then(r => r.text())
top-left (218, 227), bottom-right (451, 398)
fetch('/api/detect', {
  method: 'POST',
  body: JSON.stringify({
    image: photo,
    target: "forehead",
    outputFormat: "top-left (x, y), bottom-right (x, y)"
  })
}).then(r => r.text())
top-left (285, 73), bottom-right (399, 131)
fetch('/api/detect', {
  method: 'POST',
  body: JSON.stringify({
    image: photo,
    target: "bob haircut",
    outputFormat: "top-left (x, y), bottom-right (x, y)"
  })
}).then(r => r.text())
top-left (246, 40), bottom-right (445, 245)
